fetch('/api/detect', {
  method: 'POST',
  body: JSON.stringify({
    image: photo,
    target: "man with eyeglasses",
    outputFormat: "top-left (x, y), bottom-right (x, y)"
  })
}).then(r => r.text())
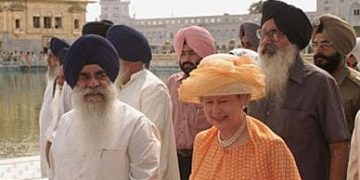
top-left (312, 14), bottom-right (360, 135)
top-left (248, 1), bottom-right (350, 180)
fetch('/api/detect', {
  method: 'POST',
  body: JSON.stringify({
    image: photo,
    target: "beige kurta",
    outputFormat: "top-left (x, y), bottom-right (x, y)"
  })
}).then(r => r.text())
top-left (49, 100), bottom-right (161, 180)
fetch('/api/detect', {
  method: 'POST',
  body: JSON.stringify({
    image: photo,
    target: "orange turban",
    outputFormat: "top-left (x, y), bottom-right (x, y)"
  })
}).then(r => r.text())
top-left (179, 53), bottom-right (265, 103)
top-left (173, 25), bottom-right (216, 60)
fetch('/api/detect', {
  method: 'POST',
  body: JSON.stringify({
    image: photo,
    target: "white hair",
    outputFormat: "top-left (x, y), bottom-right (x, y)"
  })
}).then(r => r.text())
top-left (259, 44), bottom-right (297, 109)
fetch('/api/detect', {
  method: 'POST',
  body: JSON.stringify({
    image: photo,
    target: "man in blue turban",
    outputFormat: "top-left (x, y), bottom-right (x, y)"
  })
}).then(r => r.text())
top-left (48, 35), bottom-right (161, 179)
top-left (106, 25), bottom-right (180, 180)
top-left (39, 36), bottom-right (69, 177)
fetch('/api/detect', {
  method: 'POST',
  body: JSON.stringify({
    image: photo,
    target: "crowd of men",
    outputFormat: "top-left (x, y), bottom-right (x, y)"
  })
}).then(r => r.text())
top-left (38, 0), bottom-right (360, 179)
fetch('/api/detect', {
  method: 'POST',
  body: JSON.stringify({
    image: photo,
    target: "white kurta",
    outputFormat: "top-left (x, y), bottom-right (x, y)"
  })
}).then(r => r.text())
top-left (38, 78), bottom-right (55, 177)
top-left (348, 110), bottom-right (360, 180)
top-left (46, 82), bottom-right (72, 143)
top-left (118, 69), bottom-right (180, 180)
top-left (49, 100), bottom-right (161, 180)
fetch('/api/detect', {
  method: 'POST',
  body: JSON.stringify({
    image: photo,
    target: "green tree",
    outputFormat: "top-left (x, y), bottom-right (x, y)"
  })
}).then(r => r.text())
top-left (249, 0), bottom-right (264, 14)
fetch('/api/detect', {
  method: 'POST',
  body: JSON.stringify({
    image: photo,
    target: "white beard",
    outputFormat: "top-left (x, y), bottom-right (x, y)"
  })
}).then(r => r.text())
top-left (259, 44), bottom-right (297, 109)
top-left (46, 66), bottom-right (57, 81)
top-left (72, 83), bottom-right (119, 151)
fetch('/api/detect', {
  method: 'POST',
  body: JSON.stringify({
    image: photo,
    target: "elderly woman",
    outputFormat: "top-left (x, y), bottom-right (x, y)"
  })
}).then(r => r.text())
top-left (179, 53), bottom-right (300, 179)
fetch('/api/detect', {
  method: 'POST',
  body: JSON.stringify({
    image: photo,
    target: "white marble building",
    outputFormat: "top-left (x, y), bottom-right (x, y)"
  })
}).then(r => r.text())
top-left (100, 0), bottom-right (360, 54)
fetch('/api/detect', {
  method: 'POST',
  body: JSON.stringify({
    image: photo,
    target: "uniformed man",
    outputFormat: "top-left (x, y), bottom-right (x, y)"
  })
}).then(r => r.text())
top-left (312, 14), bottom-right (360, 134)
top-left (238, 22), bottom-right (260, 52)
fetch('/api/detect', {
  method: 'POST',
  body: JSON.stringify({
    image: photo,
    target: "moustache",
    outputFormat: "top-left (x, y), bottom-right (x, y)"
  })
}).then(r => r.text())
top-left (313, 53), bottom-right (329, 63)
top-left (180, 61), bottom-right (198, 75)
top-left (82, 87), bottom-right (107, 96)
top-left (260, 43), bottom-right (277, 56)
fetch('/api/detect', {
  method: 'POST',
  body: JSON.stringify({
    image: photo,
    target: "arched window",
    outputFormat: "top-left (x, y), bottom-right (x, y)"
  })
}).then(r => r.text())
top-left (15, 19), bottom-right (20, 29)
top-left (354, 8), bottom-right (360, 16)
top-left (74, 19), bottom-right (79, 29)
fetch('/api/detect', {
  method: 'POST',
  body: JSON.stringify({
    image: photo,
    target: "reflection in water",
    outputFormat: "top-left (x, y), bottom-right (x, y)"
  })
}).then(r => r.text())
top-left (0, 67), bottom-right (46, 159)
top-left (0, 66), bottom-right (179, 159)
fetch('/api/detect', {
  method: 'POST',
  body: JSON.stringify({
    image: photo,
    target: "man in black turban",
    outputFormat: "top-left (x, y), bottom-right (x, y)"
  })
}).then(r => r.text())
top-left (82, 19), bottom-right (113, 37)
top-left (248, 1), bottom-right (350, 180)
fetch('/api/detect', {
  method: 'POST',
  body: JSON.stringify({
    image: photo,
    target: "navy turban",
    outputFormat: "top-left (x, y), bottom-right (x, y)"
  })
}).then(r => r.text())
top-left (82, 20), bottom-right (113, 37)
top-left (57, 47), bottom-right (68, 65)
top-left (50, 37), bottom-right (70, 58)
top-left (261, 0), bottom-right (312, 50)
top-left (64, 35), bottom-right (119, 89)
top-left (106, 25), bottom-right (152, 64)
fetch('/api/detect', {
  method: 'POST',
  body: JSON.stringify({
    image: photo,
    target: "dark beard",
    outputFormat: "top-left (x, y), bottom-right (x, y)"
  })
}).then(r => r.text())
top-left (314, 52), bottom-right (342, 74)
top-left (179, 61), bottom-right (199, 76)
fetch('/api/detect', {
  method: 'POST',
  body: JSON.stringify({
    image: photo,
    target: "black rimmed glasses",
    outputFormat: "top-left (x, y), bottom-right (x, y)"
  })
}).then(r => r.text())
top-left (311, 40), bottom-right (334, 49)
top-left (256, 29), bottom-right (284, 42)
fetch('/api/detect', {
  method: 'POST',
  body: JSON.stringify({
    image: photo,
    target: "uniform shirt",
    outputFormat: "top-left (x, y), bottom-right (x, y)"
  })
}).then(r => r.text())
top-left (118, 69), bottom-right (180, 180)
top-left (248, 55), bottom-right (350, 180)
top-left (166, 72), bottom-right (212, 150)
top-left (191, 116), bottom-right (300, 180)
top-left (333, 64), bottom-right (360, 134)
top-left (348, 110), bottom-right (360, 180)
top-left (50, 100), bottom-right (161, 180)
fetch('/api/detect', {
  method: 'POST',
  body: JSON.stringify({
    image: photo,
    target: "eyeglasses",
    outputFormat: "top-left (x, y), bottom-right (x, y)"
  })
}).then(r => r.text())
top-left (311, 41), bottom-right (334, 48)
top-left (256, 29), bottom-right (284, 42)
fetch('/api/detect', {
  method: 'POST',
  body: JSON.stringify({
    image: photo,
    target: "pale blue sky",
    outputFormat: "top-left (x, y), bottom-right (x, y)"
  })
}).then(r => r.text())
top-left (86, 0), bottom-right (317, 21)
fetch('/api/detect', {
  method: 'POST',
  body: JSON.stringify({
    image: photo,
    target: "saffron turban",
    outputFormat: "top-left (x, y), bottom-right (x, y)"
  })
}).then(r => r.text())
top-left (64, 35), bottom-right (119, 88)
top-left (179, 53), bottom-right (265, 103)
top-left (82, 20), bottom-right (113, 37)
top-left (173, 25), bottom-right (216, 60)
top-left (239, 22), bottom-right (260, 47)
top-left (261, 0), bottom-right (312, 50)
top-left (106, 25), bottom-right (152, 64)
top-left (50, 37), bottom-right (70, 58)
top-left (312, 14), bottom-right (356, 55)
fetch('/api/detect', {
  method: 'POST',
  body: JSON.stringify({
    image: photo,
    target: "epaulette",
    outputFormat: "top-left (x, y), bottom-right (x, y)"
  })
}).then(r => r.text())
top-left (348, 68), bottom-right (360, 87)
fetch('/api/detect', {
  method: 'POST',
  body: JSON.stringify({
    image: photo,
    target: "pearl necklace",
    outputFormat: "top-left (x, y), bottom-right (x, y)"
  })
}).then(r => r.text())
top-left (217, 119), bottom-right (246, 148)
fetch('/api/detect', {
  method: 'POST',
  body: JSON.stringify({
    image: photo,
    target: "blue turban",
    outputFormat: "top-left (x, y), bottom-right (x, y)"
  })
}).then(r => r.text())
top-left (50, 37), bottom-right (70, 58)
top-left (57, 47), bottom-right (68, 65)
top-left (64, 35), bottom-right (119, 89)
top-left (261, 0), bottom-right (312, 50)
top-left (106, 25), bottom-right (152, 64)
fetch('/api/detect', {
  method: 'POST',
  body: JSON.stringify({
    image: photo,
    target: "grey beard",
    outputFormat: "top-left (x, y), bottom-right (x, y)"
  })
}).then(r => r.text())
top-left (259, 44), bottom-right (297, 109)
